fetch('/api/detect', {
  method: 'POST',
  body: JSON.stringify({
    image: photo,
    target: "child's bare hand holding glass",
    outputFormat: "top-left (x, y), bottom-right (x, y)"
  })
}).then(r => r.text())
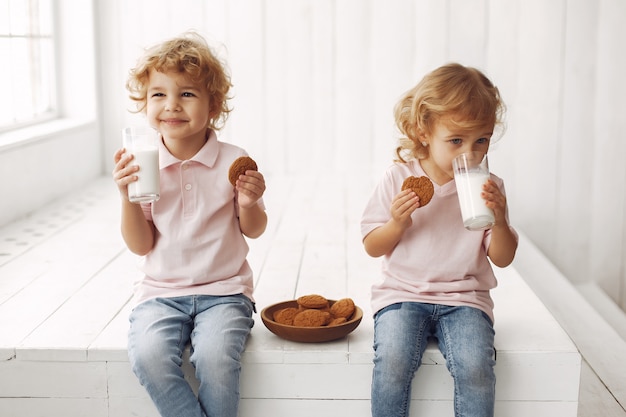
top-left (112, 147), bottom-right (155, 255)
top-left (112, 148), bottom-right (139, 201)
top-left (483, 178), bottom-right (517, 267)
top-left (481, 179), bottom-right (508, 226)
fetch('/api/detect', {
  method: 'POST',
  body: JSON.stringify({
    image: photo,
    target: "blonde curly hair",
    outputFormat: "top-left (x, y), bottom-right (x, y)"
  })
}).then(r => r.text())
top-left (126, 31), bottom-right (232, 131)
top-left (394, 63), bottom-right (506, 162)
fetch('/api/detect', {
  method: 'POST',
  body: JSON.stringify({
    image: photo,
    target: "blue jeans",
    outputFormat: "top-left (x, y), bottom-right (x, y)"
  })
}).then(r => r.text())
top-left (371, 303), bottom-right (496, 417)
top-left (128, 294), bottom-right (254, 417)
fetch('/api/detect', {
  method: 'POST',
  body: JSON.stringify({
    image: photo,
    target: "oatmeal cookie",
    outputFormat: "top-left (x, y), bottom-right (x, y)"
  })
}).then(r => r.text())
top-left (328, 317), bottom-right (348, 326)
top-left (293, 309), bottom-right (332, 327)
top-left (228, 156), bottom-right (258, 186)
top-left (297, 294), bottom-right (329, 310)
top-left (330, 298), bottom-right (356, 319)
top-left (273, 307), bottom-right (299, 326)
top-left (401, 176), bottom-right (434, 207)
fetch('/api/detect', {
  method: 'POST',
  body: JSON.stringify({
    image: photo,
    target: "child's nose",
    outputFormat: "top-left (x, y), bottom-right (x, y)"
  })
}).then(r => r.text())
top-left (165, 98), bottom-right (181, 111)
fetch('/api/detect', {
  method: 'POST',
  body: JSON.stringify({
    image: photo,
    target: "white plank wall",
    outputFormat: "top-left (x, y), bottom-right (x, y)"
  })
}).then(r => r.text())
top-left (87, 0), bottom-right (626, 312)
top-left (555, 0), bottom-right (598, 295)
top-left (589, 0), bottom-right (626, 302)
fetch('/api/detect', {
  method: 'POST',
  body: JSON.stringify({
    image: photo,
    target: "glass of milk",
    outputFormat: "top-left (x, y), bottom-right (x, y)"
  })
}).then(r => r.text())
top-left (122, 126), bottom-right (160, 203)
top-left (452, 152), bottom-right (495, 231)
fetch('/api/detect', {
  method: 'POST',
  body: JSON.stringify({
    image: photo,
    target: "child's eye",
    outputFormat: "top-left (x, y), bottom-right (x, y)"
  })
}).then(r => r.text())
top-left (450, 138), bottom-right (462, 145)
top-left (151, 92), bottom-right (165, 97)
top-left (182, 92), bottom-right (196, 97)
top-left (477, 137), bottom-right (489, 144)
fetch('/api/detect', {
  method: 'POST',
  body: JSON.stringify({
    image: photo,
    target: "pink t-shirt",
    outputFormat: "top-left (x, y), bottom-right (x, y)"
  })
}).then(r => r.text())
top-left (361, 159), bottom-right (517, 323)
top-left (132, 131), bottom-right (263, 307)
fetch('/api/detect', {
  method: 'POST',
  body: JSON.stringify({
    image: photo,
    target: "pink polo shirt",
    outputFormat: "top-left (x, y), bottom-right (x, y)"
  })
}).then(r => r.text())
top-left (132, 131), bottom-right (263, 307)
top-left (361, 159), bottom-right (517, 323)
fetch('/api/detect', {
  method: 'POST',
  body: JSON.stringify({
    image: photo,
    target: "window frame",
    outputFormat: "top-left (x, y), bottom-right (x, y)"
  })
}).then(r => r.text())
top-left (0, 0), bottom-right (58, 134)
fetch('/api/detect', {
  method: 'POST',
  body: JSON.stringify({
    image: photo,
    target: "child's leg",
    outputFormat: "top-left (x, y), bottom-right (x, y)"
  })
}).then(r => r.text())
top-left (127, 297), bottom-right (202, 417)
top-left (371, 303), bottom-right (433, 417)
top-left (435, 306), bottom-right (496, 417)
top-left (190, 294), bottom-right (254, 417)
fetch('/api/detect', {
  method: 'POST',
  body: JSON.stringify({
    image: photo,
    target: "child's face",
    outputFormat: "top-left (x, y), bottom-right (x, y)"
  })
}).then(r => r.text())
top-left (425, 117), bottom-right (493, 178)
top-left (145, 69), bottom-right (211, 144)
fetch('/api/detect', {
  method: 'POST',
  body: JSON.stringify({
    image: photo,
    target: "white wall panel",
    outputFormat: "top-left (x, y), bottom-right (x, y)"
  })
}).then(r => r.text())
top-left (512, 0), bottom-right (565, 255)
top-left (369, 0), bottom-right (416, 179)
top-left (333, 0), bottom-right (372, 174)
top-left (555, 0), bottom-right (599, 284)
top-left (448, 0), bottom-right (487, 67)
top-left (589, 0), bottom-right (626, 302)
top-left (484, 0), bottom-right (520, 205)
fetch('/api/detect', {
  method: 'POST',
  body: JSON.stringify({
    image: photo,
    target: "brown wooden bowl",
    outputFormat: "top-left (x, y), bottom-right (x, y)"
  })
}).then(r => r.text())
top-left (260, 299), bottom-right (363, 343)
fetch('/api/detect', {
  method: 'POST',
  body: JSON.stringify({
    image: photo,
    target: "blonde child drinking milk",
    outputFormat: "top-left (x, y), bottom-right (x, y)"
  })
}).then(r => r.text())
top-left (361, 63), bottom-right (518, 417)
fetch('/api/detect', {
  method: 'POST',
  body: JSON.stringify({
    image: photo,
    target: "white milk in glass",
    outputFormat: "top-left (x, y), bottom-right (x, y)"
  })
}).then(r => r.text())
top-left (455, 171), bottom-right (494, 230)
top-left (128, 148), bottom-right (160, 203)
top-left (452, 152), bottom-right (495, 231)
top-left (122, 127), bottom-right (160, 203)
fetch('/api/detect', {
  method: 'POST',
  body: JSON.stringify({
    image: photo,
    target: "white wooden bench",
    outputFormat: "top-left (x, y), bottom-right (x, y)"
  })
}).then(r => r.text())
top-left (0, 175), bottom-right (581, 417)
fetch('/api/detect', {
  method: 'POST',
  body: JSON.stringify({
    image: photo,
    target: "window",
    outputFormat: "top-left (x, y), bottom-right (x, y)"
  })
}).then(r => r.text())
top-left (0, 0), bottom-right (56, 132)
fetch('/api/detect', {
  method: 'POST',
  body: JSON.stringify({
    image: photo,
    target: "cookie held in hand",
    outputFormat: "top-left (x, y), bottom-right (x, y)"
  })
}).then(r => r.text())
top-left (228, 156), bottom-right (258, 186)
top-left (401, 176), bottom-right (434, 207)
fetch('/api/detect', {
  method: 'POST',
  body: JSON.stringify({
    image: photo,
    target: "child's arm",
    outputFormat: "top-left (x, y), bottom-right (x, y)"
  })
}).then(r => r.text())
top-left (487, 223), bottom-right (517, 267)
top-left (482, 179), bottom-right (517, 267)
top-left (236, 170), bottom-right (268, 239)
top-left (363, 189), bottom-right (419, 257)
top-left (120, 200), bottom-right (156, 255)
top-left (113, 149), bottom-right (156, 255)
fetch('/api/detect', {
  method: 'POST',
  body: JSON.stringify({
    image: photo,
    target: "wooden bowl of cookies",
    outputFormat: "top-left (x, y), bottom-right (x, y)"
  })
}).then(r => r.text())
top-left (260, 295), bottom-right (363, 343)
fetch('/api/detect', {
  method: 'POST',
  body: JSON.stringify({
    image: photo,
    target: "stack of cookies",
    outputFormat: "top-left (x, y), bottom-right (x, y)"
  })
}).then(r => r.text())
top-left (272, 294), bottom-right (356, 327)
